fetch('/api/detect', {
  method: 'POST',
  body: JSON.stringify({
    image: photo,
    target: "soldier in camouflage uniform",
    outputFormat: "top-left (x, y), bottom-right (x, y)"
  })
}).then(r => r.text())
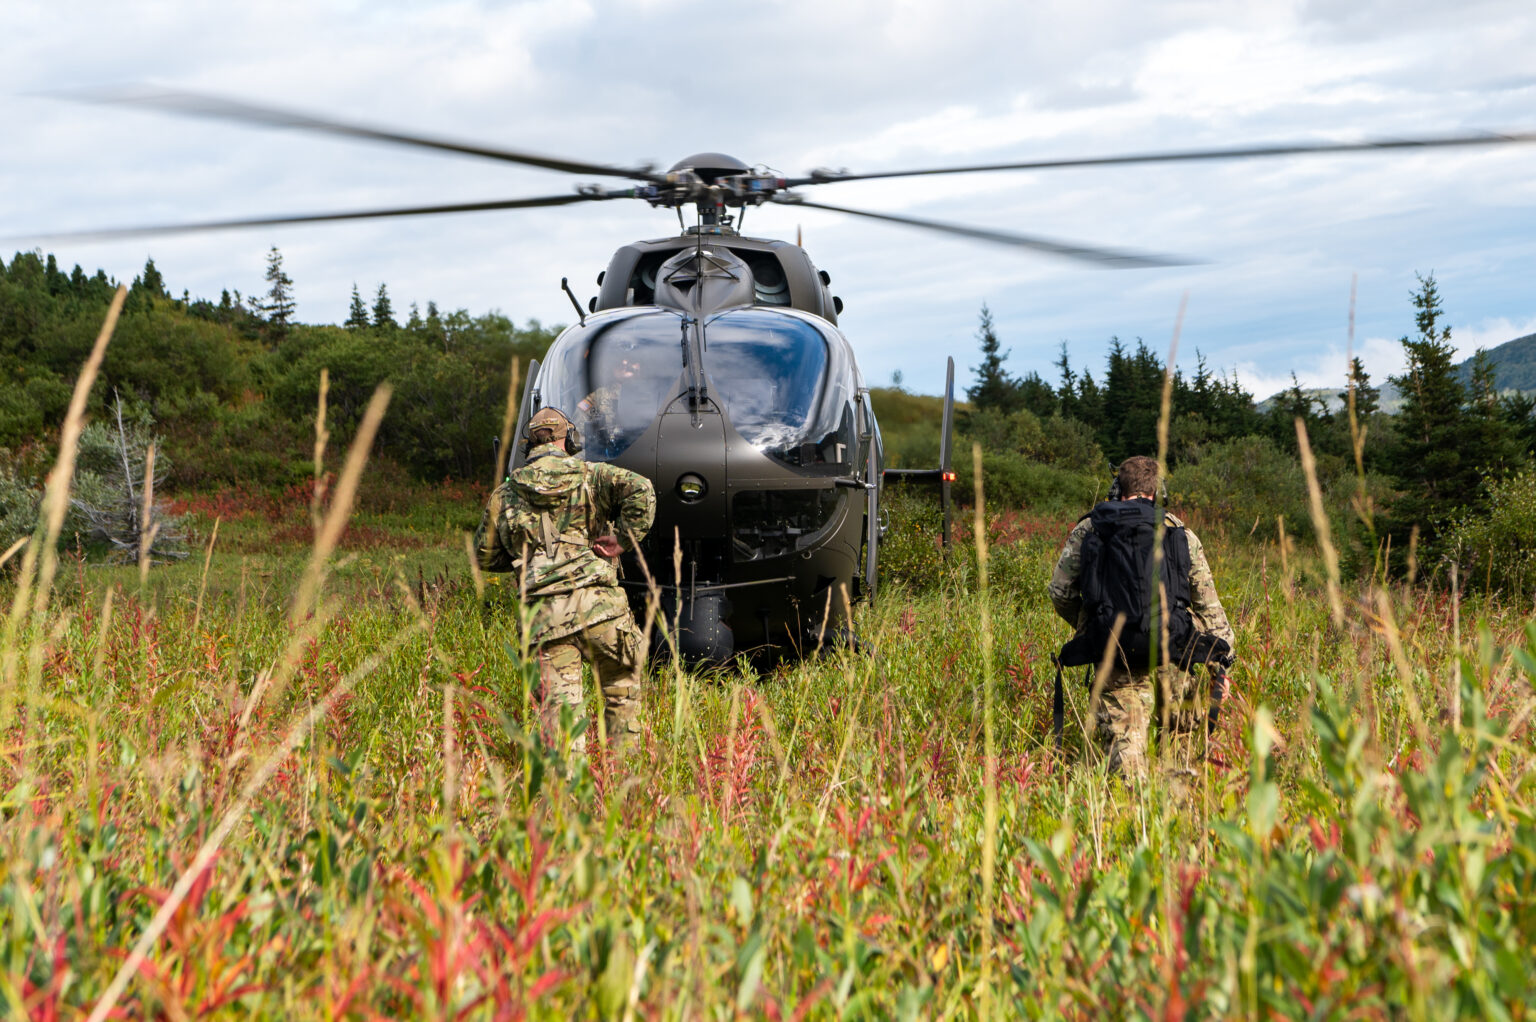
top-left (475, 407), bottom-right (656, 760)
top-left (1047, 456), bottom-right (1235, 778)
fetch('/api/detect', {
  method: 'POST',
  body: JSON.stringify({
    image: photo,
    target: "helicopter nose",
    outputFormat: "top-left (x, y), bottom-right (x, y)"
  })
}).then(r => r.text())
top-left (654, 398), bottom-right (728, 533)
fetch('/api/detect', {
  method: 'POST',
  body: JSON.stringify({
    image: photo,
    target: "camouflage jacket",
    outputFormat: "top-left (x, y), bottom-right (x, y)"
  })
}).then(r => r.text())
top-left (1047, 505), bottom-right (1235, 666)
top-left (474, 442), bottom-right (656, 644)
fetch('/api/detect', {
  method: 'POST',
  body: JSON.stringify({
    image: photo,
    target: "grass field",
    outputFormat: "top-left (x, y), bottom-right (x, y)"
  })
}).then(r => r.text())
top-left (4, 446), bottom-right (1534, 1019)
top-left (2, 308), bottom-right (1533, 1018)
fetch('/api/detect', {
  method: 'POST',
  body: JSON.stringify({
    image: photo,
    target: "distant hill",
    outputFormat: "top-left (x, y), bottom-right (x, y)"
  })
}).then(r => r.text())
top-left (1260, 330), bottom-right (1536, 411)
top-left (1454, 331), bottom-right (1536, 392)
top-left (1256, 381), bottom-right (1403, 415)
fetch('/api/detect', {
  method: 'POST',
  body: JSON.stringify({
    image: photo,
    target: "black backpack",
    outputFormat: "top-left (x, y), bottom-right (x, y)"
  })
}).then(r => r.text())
top-left (1057, 499), bottom-right (1229, 673)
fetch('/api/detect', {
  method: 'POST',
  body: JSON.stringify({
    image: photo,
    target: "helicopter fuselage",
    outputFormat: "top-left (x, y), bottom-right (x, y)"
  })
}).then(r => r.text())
top-left (515, 240), bottom-right (882, 660)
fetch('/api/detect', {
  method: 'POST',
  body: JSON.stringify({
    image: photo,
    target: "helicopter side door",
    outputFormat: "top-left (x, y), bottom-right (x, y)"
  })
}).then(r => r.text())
top-left (508, 358), bottom-right (541, 474)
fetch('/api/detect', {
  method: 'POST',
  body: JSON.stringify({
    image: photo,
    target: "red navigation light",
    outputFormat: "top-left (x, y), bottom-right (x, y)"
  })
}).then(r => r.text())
top-left (942, 471), bottom-right (957, 483)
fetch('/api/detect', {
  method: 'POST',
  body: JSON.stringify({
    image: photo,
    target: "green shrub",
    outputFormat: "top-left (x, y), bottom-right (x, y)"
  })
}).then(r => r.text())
top-left (0, 464), bottom-right (38, 551)
top-left (869, 387), bottom-right (950, 470)
top-left (1037, 414), bottom-right (1106, 474)
top-left (953, 449), bottom-right (1100, 518)
top-left (1169, 434), bottom-right (1311, 539)
top-left (1447, 461), bottom-right (1536, 600)
top-left (875, 488), bottom-right (952, 591)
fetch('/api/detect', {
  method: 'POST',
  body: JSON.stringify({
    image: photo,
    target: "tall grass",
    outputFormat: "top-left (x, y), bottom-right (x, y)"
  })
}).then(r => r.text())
top-left (1, 307), bottom-right (1533, 1018)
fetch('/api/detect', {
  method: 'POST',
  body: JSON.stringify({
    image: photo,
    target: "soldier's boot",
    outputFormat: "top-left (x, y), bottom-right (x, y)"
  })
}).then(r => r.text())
top-left (537, 639), bottom-right (588, 761)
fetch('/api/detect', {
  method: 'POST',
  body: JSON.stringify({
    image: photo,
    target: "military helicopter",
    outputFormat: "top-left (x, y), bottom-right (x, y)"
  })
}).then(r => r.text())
top-left (23, 88), bottom-right (1536, 659)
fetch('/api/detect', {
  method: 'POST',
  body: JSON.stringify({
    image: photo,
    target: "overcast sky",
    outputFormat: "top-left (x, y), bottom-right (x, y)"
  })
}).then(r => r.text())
top-left (5, 0), bottom-right (1535, 399)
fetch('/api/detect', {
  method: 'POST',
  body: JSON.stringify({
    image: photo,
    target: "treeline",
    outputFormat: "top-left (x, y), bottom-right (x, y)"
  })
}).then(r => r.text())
top-left (942, 280), bottom-right (1536, 589)
top-left (0, 248), bottom-right (556, 489)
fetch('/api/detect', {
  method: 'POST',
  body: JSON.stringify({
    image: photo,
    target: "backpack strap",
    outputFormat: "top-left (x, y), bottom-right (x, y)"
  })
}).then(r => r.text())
top-left (538, 511), bottom-right (558, 558)
top-left (1206, 671), bottom-right (1229, 735)
top-left (1052, 655), bottom-right (1065, 749)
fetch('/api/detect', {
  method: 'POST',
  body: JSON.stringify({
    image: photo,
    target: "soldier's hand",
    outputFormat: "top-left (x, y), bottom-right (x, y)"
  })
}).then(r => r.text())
top-left (592, 535), bottom-right (623, 559)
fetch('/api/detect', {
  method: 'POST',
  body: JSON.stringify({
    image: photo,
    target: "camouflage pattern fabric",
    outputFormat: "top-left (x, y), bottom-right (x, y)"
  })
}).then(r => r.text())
top-left (1049, 507), bottom-right (1234, 778)
top-left (1093, 667), bottom-right (1195, 778)
top-left (538, 617), bottom-right (643, 756)
top-left (577, 385), bottom-right (626, 456)
top-left (474, 441), bottom-right (656, 645)
top-left (577, 385), bottom-right (619, 426)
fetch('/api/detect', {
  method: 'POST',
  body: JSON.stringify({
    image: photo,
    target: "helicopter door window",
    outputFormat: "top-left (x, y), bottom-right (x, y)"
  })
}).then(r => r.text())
top-left (535, 312), bottom-right (686, 460)
top-left (704, 309), bottom-right (854, 469)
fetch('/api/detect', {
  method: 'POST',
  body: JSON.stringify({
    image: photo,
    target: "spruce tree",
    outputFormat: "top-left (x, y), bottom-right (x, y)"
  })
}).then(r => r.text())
top-left (140, 258), bottom-right (166, 299)
top-left (1464, 348), bottom-right (1522, 474)
top-left (1019, 371), bottom-right (1057, 419)
top-left (966, 303), bottom-right (1022, 412)
top-left (1343, 356), bottom-right (1380, 418)
top-left (1501, 392), bottom-right (1536, 457)
top-left (372, 283), bottom-right (396, 330)
top-left (345, 284), bottom-right (370, 330)
top-left (259, 247), bottom-right (295, 331)
top-left (1382, 273), bottom-right (1504, 554)
top-left (1054, 342), bottom-right (1078, 417)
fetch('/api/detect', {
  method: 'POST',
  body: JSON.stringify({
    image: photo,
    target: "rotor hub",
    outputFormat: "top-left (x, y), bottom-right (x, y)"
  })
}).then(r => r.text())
top-left (668, 152), bottom-right (751, 184)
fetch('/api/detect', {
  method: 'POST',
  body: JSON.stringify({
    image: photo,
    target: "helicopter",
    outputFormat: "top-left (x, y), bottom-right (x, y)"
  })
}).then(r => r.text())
top-left (20, 88), bottom-right (1536, 660)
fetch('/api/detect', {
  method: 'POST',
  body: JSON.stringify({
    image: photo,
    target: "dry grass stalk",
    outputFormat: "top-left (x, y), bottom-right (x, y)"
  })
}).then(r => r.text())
top-left (192, 517), bottom-right (222, 634)
top-left (443, 682), bottom-right (458, 823)
top-left (312, 368), bottom-right (330, 531)
top-left (1295, 418), bottom-right (1344, 628)
top-left (1451, 561), bottom-right (1462, 730)
top-left (972, 441), bottom-right (997, 1013)
top-left (496, 356), bottom-right (521, 487)
top-left (291, 385), bottom-right (393, 624)
top-left (1373, 588), bottom-right (1433, 752)
top-left (137, 443), bottom-right (157, 588)
top-left (1153, 294), bottom-right (1186, 731)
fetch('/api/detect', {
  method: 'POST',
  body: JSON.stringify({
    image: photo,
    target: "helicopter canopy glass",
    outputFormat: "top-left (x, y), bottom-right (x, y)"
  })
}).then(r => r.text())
top-left (536, 307), bottom-right (856, 467)
top-left (702, 308), bottom-right (854, 468)
top-left (538, 311), bottom-right (686, 459)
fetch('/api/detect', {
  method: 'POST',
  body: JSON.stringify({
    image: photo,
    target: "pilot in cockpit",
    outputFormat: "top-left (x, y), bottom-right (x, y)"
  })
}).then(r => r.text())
top-left (577, 342), bottom-right (642, 459)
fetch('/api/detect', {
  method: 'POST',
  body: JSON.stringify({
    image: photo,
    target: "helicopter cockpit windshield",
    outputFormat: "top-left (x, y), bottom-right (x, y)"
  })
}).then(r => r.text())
top-left (703, 308), bottom-right (854, 469)
top-left (539, 311), bottom-right (687, 459)
top-left (538, 307), bottom-right (854, 467)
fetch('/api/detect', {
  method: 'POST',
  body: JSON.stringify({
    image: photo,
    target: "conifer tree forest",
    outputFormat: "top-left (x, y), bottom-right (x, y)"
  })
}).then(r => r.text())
top-left (2, 247), bottom-right (1534, 594)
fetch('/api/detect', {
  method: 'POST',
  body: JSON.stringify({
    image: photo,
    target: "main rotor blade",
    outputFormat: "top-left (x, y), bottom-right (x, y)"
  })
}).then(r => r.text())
top-left (7, 191), bottom-right (627, 244)
top-left (786, 130), bottom-right (1536, 186)
top-left (776, 197), bottom-right (1194, 269)
top-left (53, 85), bottom-right (665, 183)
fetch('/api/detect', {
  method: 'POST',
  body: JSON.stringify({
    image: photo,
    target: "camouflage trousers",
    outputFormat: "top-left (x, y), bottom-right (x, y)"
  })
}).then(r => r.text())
top-left (1093, 667), bottom-right (1202, 779)
top-left (537, 615), bottom-right (644, 759)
